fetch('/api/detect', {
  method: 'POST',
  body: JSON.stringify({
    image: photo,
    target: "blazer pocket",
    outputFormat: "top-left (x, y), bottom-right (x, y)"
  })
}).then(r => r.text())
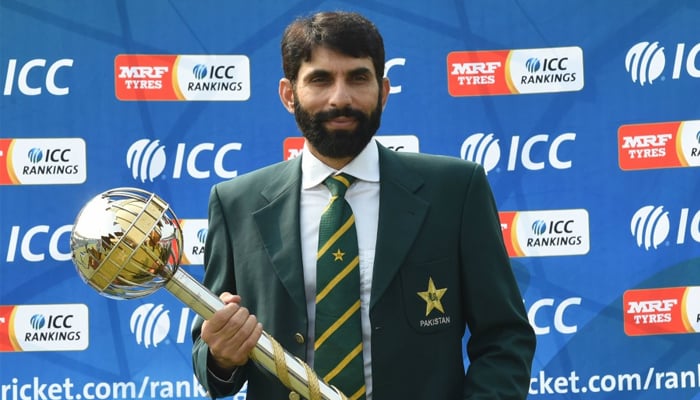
top-left (400, 257), bottom-right (460, 334)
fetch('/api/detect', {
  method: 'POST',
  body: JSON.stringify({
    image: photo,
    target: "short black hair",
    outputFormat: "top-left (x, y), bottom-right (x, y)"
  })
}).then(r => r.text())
top-left (281, 11), bottom-right (385, 86)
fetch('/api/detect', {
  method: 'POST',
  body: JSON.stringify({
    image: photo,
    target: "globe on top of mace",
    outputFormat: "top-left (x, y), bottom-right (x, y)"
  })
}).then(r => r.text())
top-left (69, 187), bottom-right (183, 300)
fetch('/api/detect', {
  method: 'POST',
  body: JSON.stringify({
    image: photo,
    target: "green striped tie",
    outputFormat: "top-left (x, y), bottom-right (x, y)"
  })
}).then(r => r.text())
top-left (314, 173), bottom-right (365, 400)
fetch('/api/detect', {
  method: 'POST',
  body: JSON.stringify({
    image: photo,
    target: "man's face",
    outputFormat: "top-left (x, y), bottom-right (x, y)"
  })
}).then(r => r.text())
top-left (284, 47), bottom-right (389, 160)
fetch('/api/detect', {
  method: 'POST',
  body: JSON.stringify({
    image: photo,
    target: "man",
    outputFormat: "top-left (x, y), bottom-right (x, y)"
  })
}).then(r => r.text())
top-left (192, 11), bottom-right (535, 399)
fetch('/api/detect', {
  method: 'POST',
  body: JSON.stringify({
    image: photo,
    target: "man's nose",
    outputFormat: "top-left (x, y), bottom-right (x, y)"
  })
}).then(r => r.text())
top-left (328, 81), bottom-right (352, 108)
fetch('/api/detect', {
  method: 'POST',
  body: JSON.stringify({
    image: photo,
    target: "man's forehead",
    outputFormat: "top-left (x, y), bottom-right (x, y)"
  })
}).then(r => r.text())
top-left (300, 46), bottom-right (376, 74)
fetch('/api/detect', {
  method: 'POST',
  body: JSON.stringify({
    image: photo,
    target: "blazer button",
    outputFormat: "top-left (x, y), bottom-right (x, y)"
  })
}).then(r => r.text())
top-left (294, 333), bottom-right (305, 344)
top-left (289, 391), bottom-right (301, 400)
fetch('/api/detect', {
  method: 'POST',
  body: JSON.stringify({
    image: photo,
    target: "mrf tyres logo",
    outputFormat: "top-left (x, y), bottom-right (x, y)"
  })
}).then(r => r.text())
top-left (618, 120), bottom-right (700, 170)
top-left (624, 286), bottom-right (700, 336)
top-left (631, 205), bottom-right (700, 250)
top-left (0, 138), bottom-right (86, 185)
top-left (0, 304), bottom-right (89, 352)
top-left (447, 46), bottom-right (583, 96)
top-left (499, 209), bottom-right (590, 257)
top-left (625, 41), bottom-right (700, 86)
top-left (126, 138), bottom-right (242, 182)
top-left (115, 54), bottom-right (250, 101)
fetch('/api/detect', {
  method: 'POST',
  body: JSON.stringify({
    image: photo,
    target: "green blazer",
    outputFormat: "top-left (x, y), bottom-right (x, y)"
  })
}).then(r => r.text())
top-left (192, 143), bottom-right (535, 399)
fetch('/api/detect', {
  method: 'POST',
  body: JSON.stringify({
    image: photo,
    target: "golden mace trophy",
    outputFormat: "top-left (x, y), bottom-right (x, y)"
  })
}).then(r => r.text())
top-left (70, 187), bottom-right (346, 400)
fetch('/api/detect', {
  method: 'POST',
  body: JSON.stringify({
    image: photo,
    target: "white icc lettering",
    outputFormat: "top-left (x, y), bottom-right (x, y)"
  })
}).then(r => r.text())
top-left (172, 142), bottom-right (242, 179)
top-left (3, 59), bottom-right (73, 95)
top-left (672, 43), bottom-right (700, 79)
top-left (384, 57), bottom-right (405, 94)
top-left (527, 297), bottom-right (581, 335)
top-left (5, 225), bottom-right (72, 262)
top-left (677, 208), bottom-right (700, 244)
top-left (508, 133), bottom-right (576, 170)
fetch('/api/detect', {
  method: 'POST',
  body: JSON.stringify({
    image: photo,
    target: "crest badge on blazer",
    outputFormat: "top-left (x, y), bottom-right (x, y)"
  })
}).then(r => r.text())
top-left (414, 276), bottom-right (452, 330)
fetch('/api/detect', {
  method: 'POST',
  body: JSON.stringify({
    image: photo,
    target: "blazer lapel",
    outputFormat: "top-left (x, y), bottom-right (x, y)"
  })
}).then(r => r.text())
top-left (371, 146), bottom-right (428, 308)
top-left (252, 157), bottom-right (307, 314)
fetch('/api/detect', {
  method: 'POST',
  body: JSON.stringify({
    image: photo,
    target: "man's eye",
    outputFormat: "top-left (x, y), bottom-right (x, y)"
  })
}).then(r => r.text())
top-left (310, 76), bottom-right (330, 83)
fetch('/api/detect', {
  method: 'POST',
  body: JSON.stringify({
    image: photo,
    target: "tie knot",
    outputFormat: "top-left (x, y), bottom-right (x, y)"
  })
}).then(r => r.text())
top-left (324, 173), bottom-right (355, 198)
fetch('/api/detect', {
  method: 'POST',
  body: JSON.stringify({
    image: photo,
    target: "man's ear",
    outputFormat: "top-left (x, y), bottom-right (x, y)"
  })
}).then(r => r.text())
top-left (279, 78), bottom-right (295, 113)
top-left (381, 77), bottom-right (390, 110)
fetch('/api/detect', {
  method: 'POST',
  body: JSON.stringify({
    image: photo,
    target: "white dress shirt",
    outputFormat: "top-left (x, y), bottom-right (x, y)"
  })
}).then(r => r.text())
top-left (300, 139), bottom-right (379, 399)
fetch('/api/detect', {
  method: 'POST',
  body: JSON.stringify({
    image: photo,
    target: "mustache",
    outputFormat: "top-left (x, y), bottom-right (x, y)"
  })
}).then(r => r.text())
top-left (314, 107), bottom-right (366, 123)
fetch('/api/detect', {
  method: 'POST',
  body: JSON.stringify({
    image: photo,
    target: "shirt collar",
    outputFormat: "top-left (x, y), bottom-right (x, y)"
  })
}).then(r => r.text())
top-left (301, 138), bottom-right (380, 189)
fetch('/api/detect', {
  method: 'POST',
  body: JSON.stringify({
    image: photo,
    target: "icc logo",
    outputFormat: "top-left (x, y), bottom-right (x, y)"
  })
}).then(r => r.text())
top-left (197, 228), bottom-right (208, 245)
top-left (532, 220), bottom-right (574, 235)
top-left (532, 220), bottom-right (547, 235)
top-left (625, 41), bottom-right (700, 86)
top-left (28, 147), bottom-right (71, 163)
top-left (192, 64), bottom-right (236, 80)
top-left (525, 57), bottom-right (569, 73)
top-left (460, 132), bottom-right (575, 173)
top-left (5, 224), bottom-right (72, 262)
top-left (2, 58), bottom-right (73, 95)
top-left (192, 228), bottom-right (207, 256)
top-left (30, 314), bottom-right (46, 330)
top-left (130, 303), bottom-right (196, 348)
top-left (193, 64), bottom-right (208, 80)
top-left (631, 205), bottom-right (700, 250)
top-left (30, 314), bottom-right (73, 329)
top-left (527, 297), bottom-right (580, 335)
top-left (127, 139), bottom-right (242, 182)
top-left (631, 205), bottom-right (670, 250)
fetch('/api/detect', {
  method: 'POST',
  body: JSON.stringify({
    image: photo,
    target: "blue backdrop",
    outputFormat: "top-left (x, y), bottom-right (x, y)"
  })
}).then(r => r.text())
top-left (1, 1), bottom-right (699, 399)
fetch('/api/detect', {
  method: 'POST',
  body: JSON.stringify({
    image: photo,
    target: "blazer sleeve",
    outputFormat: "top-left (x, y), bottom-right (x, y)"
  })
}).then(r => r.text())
top-left (191, 184), bottom-right (251, 398)
top-left (459, 164), bottom-right (536, 399)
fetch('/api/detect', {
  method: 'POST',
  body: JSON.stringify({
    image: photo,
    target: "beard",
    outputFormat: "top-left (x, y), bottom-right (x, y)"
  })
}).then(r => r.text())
top-left (293, 94), bottom-right (382, 159)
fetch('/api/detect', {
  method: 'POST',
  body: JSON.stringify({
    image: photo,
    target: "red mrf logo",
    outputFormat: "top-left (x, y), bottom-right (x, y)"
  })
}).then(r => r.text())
top-left (447, 50), bottom-right (510, 96)
top-left (618, 120), bottom-right (700, 170)
top-left (115, 55), bottom-right (178, 100)
top-left (623, 287), bottom-right (700, 336)
top-left (283, 137), bottom-right (305, 160)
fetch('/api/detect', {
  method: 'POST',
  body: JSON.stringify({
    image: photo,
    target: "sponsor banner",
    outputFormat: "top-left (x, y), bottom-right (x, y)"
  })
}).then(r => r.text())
top-left (618, 120), bottom-right (700, 170)
top-left (499, 209), bottom-right (590, 257)
top-left (447, 46), bottom-right (584, 96)
top-left (0, 304), bottom-right (89, 352)
top-left (180, 219), bottom-right (208, 265)
top-left (0, 138), bottom-right (86, 185)
top-left (283, 135), bottom-right (420, 160)
top-left (624, 286), bottom-right (700, 336)
top-left (115, 54), bottom-right (250, 101)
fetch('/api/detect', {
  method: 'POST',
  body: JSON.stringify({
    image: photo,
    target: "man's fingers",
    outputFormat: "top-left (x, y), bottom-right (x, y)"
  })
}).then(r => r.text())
top-left (201, 303), bottom-right (261, 368)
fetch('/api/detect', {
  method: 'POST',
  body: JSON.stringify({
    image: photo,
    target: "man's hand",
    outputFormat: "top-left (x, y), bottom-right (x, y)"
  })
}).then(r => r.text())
top-left (201, 292), bottom-right (263, 374)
